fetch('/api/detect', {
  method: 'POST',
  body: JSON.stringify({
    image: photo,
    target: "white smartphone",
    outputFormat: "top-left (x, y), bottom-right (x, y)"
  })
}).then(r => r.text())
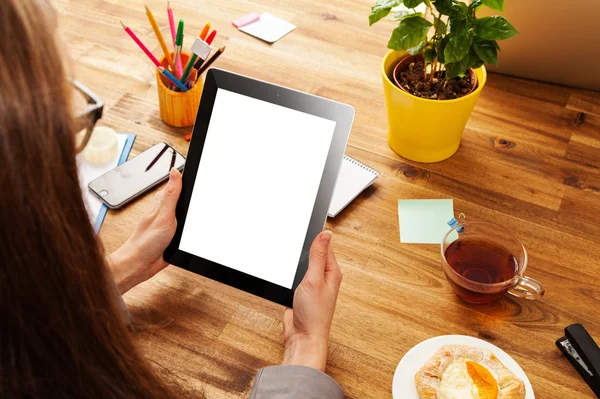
top-left (89, 142), bottom-right (185, 209)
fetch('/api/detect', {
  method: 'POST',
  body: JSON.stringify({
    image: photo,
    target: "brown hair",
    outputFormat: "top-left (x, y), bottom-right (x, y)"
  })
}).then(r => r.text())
top-left (0, 1), bottom-right (178, 397)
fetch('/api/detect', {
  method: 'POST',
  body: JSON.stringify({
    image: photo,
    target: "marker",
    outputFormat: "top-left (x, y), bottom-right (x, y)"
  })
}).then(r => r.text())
top-left (173, 19), bottom-right (184, 78)
top-left (199, 22), bottom-right (211, 40)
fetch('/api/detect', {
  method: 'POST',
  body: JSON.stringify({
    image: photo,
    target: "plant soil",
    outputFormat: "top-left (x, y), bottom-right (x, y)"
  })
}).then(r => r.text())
top-left (395, 58), bottom-right (475, 100)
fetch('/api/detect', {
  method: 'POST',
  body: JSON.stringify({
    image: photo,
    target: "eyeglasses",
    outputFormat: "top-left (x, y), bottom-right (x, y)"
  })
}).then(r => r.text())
top-left (70, 79), bottom-right (104, 153)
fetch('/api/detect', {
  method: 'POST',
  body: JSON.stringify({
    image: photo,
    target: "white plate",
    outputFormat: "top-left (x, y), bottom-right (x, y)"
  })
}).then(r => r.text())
top-left (392, 335), bottom-right (534, 399)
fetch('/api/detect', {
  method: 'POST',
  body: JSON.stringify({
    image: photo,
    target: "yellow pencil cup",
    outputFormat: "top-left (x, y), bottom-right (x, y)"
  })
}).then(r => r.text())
top-left (156, 52), bottom-right (204, 128)
top-left (381, 50), bottom-right (487, 163)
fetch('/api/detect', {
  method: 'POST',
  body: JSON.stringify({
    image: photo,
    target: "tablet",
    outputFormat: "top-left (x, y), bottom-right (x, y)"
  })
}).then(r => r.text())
top-left (164, 69), bottom-right (354, 307)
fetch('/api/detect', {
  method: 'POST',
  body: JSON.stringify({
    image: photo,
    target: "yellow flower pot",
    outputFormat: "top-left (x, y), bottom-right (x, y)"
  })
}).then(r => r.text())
top-left (381, 50), bottom-right (487, 163)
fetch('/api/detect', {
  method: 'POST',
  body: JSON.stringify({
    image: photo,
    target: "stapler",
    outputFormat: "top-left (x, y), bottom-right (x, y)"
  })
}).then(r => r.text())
top-left (556, 324), bottom-right (600, 398)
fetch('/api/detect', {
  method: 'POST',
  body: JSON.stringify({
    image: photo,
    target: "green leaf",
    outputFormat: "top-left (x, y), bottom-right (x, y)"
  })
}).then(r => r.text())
top-left (472, 16), bottom-right (518, 40)
top-left (424, 47), bottom-right (436, 62)
top-left (472, 39), bottom-right (498, 65)
top-left (407, 39), bottom-right (427, 55)
top-left (433, 15), bottom-right (447, 35)
top-left (387, 15), bottom-right (433, 51)
top-left (432, 0), bottom-right (456, 15)
top-left (469, 47), bottom-right (484, 69)
top-left (388, 8), bottom-right (419, 21)
top-left (436, 35), bottom-right (450, 63)
top-left (445, 55), bottom-right (470, 79)
top-left (456, 1), bottom-right (469, 16)
top-left (403, 0), bottom-right (424, 7)
top-left (469, 0), bottom-right (483, 9)
top-left (444, 21), bottom-right (472, 63)
top-left (482, 0), bottom-right (504, 11)
top-left (369, 0), bottom-right (402, 26)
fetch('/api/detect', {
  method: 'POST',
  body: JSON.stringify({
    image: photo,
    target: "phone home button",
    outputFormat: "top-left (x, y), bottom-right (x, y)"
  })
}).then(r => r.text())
top-left (99, 190), bottom-right (109, 197)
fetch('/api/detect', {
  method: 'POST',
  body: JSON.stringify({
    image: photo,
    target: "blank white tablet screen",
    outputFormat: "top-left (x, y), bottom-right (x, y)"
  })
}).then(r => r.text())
top-left (179, 89), bottom-right (336, 289)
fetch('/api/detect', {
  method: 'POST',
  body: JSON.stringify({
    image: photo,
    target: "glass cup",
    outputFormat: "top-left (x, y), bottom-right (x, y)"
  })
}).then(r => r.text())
top-left (441, 219), bottom-right (545, 304)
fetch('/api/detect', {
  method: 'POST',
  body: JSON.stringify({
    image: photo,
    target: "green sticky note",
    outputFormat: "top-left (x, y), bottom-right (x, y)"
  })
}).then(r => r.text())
top-left (398, 199), bottom-right (454, 244)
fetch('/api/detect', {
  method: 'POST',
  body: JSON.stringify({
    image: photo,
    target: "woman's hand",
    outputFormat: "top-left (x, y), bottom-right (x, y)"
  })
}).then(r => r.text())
top-left (108, 168), bottom-right (182, 294)
top-left (282, 230), bottom-right (343, 372)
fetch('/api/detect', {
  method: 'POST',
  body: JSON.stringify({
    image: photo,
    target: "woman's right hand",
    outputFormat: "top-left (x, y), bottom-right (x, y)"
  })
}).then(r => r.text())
top-left (282, 230), bottom-right (343, 372)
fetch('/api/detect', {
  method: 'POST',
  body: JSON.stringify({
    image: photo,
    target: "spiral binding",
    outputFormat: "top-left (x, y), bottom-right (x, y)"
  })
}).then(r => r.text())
top-left (343, 155), bottom-right (379, 177)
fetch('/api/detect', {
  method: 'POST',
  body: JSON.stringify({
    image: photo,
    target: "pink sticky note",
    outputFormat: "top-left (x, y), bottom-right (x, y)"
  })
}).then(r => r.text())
top-left (232, 12), bottom-right (260, 28)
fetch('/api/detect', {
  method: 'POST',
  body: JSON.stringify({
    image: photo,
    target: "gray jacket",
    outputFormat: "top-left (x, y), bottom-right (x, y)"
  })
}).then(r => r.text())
top-left (249, 366), bottom-right (343, 398)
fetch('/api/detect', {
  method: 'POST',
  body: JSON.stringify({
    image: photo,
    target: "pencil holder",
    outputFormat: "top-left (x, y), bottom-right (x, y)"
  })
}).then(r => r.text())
top-left (156, 52), bottom-right (204, 128)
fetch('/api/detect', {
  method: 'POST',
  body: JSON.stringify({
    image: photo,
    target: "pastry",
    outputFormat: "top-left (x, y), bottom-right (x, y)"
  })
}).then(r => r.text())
top-left (415, 344), bottom-right (526, 399)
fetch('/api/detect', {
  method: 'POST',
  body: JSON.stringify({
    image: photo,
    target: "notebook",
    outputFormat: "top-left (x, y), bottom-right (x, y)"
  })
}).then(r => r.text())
top-left (328, 155), bottom-right (379, 217)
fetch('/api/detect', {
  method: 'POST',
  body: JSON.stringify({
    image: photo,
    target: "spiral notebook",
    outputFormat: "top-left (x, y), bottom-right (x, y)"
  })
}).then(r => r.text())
top-left (328, 155), bottom-right (380, 217)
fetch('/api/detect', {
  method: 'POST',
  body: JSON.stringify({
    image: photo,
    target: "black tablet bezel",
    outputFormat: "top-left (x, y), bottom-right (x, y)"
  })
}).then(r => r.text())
top-left (164, 68), bottom-right (354, 308)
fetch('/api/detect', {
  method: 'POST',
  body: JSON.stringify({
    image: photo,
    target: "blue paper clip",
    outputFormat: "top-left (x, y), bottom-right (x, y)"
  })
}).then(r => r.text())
top-left (448, 217), bottom-right (464, 232)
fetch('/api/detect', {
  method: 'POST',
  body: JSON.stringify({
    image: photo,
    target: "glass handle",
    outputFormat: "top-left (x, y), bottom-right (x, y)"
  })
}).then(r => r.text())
top-left (508, 276), bottom-right (545, 300)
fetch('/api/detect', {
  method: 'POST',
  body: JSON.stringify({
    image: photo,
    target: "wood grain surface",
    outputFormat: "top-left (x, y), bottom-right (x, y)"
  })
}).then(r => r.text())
top-left (54, 0), bottom-right (600, 397)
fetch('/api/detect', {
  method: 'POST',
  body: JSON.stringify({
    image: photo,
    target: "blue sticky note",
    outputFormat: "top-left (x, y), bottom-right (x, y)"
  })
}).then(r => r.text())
top-left (398, 199), bottom-right (454, 244)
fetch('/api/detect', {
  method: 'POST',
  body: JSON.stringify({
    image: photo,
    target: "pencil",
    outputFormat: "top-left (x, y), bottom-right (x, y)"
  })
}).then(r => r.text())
top-left (159, 67), bottom-right (189, 91)
top-left (196, 46), bottom-right (225, 80)
top-left (169, 147), bottom-right (177, 171)
top-left (145, 5), bottom-right (173, 68)
top-left (173, 19), bottom-right (184, 78)
top-left (146, 143), bottom-right (169, 172)
top-left (121, 21), bottom-right (161, 67)
top-left (167, 1), bottom-right (176, 46)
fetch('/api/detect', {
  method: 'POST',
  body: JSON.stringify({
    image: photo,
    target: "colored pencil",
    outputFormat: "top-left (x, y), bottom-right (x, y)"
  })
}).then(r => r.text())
top-left (169, 147), bottom-right (177, 171)
top-left (173, 19), bottom-right (184, 78)
top-left (181, 54), bottom-right (198, 84)
top-left (145, 5), bottom-right (173, 68)
top-left (159, 67), bottom-right (189, 92)
top-left (121, 21), bottom-right (161, 67)
top-left (196, 46), bottom-right (225, 80)
top-left (167, 1), bottom-right (177, 46)
top-left (199, 22), bottom-right (211, 40)
top-left (146, 143), bottom-right (169, 172)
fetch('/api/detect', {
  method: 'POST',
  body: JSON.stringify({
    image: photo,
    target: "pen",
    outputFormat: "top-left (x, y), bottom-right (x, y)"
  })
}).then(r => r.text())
top-left (158, 67), bottom-right (189, 92)
top-left (145, 143), bottom-right (169, 172)
top-left (120, 21), bottom-right (161, 67)
top-left (145, 5), bottom-right (173, 69)
top-left (196, 46), bottom-right (225, 81)
top-left (173, 19), bottom-right (184, 78)
top-left (169, 147), bottom-right (177, 171)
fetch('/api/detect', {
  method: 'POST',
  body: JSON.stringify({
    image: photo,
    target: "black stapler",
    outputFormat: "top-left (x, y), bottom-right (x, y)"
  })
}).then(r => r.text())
top-left (556, 324), bottom-right (600, 398)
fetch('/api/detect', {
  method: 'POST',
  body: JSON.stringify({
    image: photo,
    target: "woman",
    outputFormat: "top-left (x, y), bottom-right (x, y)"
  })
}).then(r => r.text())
top-left (0, 0), bottom-right (344, 397)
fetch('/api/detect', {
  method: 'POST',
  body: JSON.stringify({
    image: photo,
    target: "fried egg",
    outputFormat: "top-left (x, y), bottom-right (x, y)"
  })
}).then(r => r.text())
top-left (439, 358), bottom-right (499, 399)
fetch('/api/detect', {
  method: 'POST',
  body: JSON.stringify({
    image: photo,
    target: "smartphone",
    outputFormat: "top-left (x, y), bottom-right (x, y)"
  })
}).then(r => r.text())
top-left (89, 143), bottom-right (185, 209)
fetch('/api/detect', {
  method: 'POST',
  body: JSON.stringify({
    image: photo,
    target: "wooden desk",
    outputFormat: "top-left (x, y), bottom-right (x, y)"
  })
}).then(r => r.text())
top-left (56, 0), bottom-right (600, 397)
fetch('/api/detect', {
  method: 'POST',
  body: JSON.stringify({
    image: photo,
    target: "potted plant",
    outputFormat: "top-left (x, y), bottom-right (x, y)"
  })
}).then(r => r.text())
top-left (370, 0), bottom-right (518, 162)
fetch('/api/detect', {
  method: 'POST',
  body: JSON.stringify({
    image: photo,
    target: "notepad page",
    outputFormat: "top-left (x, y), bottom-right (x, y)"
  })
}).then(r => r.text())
top-left (328, 156), bottom-right (379, 217)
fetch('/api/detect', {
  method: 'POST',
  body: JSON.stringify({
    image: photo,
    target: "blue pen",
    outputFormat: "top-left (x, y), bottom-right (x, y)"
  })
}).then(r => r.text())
top-left (158, 67), bottom-right (189, 92)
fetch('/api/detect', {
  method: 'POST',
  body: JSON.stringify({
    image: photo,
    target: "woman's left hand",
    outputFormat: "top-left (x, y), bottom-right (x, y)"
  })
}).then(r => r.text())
top-left (108, 168), bottom-right (182, 294)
